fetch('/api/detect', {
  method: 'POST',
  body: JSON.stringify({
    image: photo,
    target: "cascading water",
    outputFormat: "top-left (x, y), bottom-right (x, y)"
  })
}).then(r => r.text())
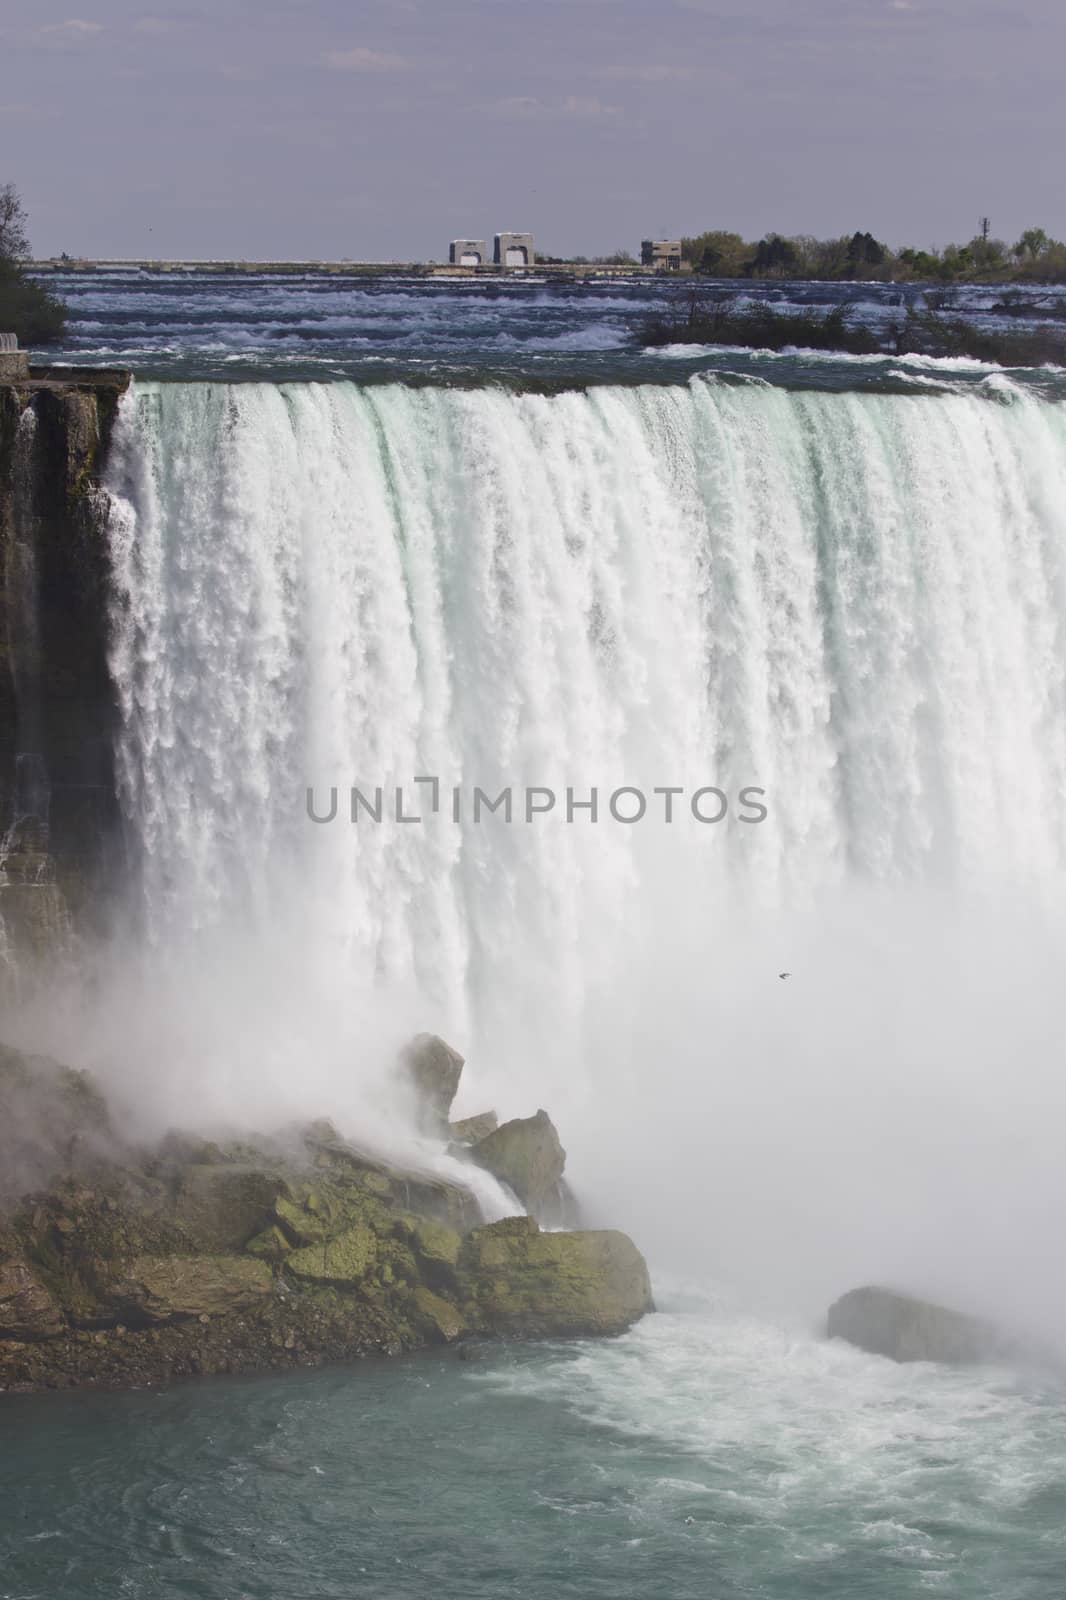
top-left (105, 376), bottom-right (1066, 938)
top-left (95, 373), bottom-right (1066, 1312)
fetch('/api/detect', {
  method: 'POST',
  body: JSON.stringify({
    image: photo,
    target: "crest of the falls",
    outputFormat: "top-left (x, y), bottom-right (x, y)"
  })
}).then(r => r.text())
top-left (101, 376), bottom-right (1066, 1115)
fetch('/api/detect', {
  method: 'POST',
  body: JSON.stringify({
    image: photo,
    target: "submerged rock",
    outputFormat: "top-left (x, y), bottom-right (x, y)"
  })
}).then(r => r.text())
top-left (827, 1286), bottom-right (1003, 1365)
top-left (470, 1110), bottom-right (566, 1224)
top-left (400, 1033), bottom-right (465, 1133)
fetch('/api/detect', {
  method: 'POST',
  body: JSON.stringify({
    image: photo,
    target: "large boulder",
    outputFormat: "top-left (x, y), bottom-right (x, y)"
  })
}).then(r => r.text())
top-left (115, 1255), bottom-right (274, 1322)
top-left (458, 1217), bottom-right (653, 1338)
top-left (400, 1033), bottom-right (465, 1133)
top-left (449, 1111), bottom-right (498, 1145)
top-left (471, 1110), bottom-right (566, 1223)
top-left (827, 1286), bottom-right (1002, 1365)
top-left (171, 1164), bottom-right (293, 1252)
top-left (285, 1224), bottom-right (377, 1284)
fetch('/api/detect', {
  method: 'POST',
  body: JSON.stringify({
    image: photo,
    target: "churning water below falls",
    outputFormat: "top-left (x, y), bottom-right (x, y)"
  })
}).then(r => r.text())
top-left (4, 1288), bottom-right (1066, 1599)
top-left (9, 343), bottom-right (1066, 1597)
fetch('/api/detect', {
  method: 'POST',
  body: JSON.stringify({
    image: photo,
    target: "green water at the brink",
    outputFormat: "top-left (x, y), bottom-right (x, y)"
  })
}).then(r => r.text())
top-left (4, 1293), bottom-right (1066, 1600)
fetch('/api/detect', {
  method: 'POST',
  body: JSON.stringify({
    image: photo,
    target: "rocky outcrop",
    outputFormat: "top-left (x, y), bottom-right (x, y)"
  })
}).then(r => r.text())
top-left (449, 1111), bottom-right (498, 1145)
top-left (471, 1109), bottom-right (568, 1224)
top-left (458, 1217), bottom-right (652, 1339)
top-left (0, 1221), bottom-right (64, 1340)
top-left (0, 1042), bottom-right (653, 1393)
top-left (401, 1033), bottom-right (465, 1133)
top-left (827, 1286), bottom-right (1003, 1365)
top-left (0, 368), bottom-right (130, 995)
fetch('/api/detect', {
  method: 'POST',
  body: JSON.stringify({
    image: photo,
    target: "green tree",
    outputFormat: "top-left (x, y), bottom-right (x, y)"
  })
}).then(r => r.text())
top-left (0, 183), bottom-right (30, 262)
top-left (846, 231), bottom-right (887, 272)
top-left (744, 234), bottom-right (800, 277)
top-left (681, 231), bottom-right (748, 275)
top-left (969, 233), bottom-right (1009, 274)
top-left (1014, 227), bottom-right (1049, 261)
top-left (0, 182), bottom-right (67, 343)
top-left (896, 247), bottom-right (942, 280)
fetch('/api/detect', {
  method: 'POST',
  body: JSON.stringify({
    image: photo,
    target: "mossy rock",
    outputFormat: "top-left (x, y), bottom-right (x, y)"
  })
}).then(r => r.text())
top-left (115, 1254), bottom-right (274, 1322)
top-left (471, 1110), bottom-right (566, 1223)
top-left (459, 1218), bottom-right (653, 1338)
top-left (246, 1225), bottom-right (292, 1261)
top-left (274, 1193), bottom-right (334, 1246)
top-left (406, 1216), bottom-right (461, 1274)
top-left (409, 1286), bottom-right (466, 1343)
top-left (173, 1165), bottom-right (291, 1252)
top-left (285, 1224), bottom-right (377, 1284)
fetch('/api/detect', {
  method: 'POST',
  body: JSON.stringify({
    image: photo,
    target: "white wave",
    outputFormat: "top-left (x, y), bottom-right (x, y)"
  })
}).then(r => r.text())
top-left (472, 1285), bottom-right (1066, 1579)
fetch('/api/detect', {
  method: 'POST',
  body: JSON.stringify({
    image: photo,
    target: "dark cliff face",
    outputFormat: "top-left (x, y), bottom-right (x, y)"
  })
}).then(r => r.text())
top-left (0, 371), bottom-right (130, 986)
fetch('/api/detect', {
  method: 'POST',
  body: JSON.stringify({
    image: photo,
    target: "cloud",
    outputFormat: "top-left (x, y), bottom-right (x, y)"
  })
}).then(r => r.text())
top-left (490, 94), bottom-right (619, 119)
top-left (323, 47), bottom-right (409, 72)
top-left (562, 94), bottom-right (620, 116)
top-left (134, 16), bottom-right (172, 34)
top-left (33, 17), bottom-right (104, 50)
top-left (600, 63), bottom-right (694, 82)
top-left (38, 17), bottom-right (103, 34)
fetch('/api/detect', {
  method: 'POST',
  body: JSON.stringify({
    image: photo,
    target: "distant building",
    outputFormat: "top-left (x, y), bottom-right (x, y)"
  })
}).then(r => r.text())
top-left (494, 232), bottom-right (535, 268)
top-left (450, 239), bottom-right (489, 266)
top-left (641, 239), bottom-right (682, 272)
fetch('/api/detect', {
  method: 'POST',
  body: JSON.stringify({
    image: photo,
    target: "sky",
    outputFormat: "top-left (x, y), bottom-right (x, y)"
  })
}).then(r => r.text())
top-left (2, 0), bottom-right (1063, 261)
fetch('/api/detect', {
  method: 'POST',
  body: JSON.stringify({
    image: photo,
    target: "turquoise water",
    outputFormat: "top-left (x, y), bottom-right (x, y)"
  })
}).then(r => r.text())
top-left (5, 1291), bottom-right (1066, 1599)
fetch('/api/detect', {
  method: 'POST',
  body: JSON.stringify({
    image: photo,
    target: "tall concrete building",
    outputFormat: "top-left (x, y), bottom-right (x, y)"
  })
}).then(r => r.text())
top-left (641, 240), bottom-right (683, 272)
top-left (449, 240), bottom-right (489, 266)
top-left (494, 232), bottom-right (535, 267)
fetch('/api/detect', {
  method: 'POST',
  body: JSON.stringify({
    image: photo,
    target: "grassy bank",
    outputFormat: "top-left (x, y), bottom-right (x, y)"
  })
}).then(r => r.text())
top-left (642, 296), bottom-right (1066, 366)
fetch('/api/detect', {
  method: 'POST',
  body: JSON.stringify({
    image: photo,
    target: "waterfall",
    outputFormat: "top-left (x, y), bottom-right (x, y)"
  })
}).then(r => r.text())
top-left (100, 375), bottom-right (1066, 1127)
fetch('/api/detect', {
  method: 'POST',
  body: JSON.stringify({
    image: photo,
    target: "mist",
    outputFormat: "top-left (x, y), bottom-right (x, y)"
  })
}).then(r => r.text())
top-left (10, 849), bottom-right (1066, 1357)
top-left (566, 883), bottom-right (1066, 1343)
top-left (9, 365), bottom-right (1066, 1357)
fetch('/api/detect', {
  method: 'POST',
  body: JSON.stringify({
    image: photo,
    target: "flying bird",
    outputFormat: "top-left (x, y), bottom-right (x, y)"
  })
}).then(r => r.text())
top-left (778, 971), bottom-right (791, 979)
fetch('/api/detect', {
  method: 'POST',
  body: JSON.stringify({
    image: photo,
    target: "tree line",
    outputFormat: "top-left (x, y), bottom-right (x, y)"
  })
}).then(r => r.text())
top-left (680, 227), bottom-right (1066, 283)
